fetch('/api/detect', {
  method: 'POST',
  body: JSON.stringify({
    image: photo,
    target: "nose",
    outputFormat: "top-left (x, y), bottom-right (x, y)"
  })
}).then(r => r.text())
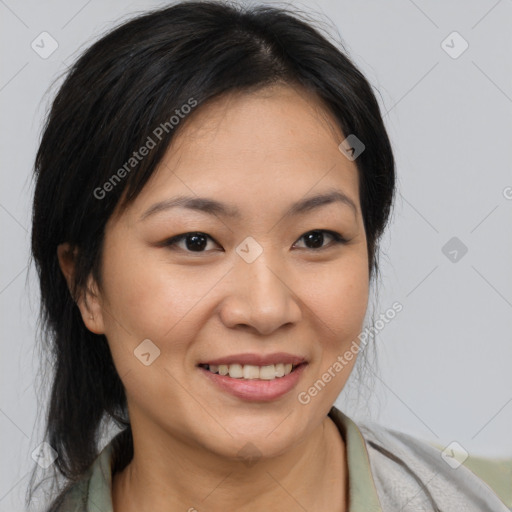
top-left (218, 252), bottom-right (302, 336)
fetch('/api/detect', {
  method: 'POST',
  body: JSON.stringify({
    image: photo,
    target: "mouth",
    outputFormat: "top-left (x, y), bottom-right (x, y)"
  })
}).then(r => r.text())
top-left (197, 362), bottom-right (307, 381)
top-left (197, 360), bottom-right (308, 402)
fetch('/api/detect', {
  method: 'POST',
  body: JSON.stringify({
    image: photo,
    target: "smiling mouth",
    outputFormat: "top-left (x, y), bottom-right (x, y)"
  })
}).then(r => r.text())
top-left (198, 362), bottom-right (307, 380)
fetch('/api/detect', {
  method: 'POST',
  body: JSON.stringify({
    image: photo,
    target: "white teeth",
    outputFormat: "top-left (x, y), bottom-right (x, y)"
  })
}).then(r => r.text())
top-left (228, 364), bottom-right (243, 378)
top-left (243, 365), bottom-right (260, 379)
top-left (205, 363), bottom-right (296, 380)
top-left (258, 365), bottom-right (276, 380)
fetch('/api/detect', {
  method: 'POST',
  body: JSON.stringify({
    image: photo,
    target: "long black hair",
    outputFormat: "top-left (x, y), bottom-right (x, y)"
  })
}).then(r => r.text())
top-left (28, 1), bottom-right (395, 509)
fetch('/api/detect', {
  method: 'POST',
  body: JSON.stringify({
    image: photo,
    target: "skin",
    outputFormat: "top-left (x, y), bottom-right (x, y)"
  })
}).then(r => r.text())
top-left (58, 83), bottom-right (369, 512)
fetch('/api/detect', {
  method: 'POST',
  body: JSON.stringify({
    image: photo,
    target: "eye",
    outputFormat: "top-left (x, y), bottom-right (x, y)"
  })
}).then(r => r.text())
top-left (162, 232), bottom-right (220, 253)
top-left (293, 230), bottom-right (348, 250)
top-left (161, 229), bottom-right (348, 254)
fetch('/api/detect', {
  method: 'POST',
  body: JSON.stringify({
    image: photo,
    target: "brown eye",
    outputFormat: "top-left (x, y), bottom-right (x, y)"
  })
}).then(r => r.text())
top-left (294, 230), bottom-right (347, 250)
top-left (163, 232), bottom-right (220, 252)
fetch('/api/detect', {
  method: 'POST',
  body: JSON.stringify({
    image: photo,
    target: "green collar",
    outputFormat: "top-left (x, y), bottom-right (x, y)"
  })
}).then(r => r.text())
top-left (328, 406), bottom-right (382, 511)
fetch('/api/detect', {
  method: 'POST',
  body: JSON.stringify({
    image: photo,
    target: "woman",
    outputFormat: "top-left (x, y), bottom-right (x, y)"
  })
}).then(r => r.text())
top-left (28, 1), bottom-right (511, 511)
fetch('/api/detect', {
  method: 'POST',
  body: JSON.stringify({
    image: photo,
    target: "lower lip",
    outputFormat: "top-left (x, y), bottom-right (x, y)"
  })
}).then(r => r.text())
top-left (198, 364), bottom-right (308, 402)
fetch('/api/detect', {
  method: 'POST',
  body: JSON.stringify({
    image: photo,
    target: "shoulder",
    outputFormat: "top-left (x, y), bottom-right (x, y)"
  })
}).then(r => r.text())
top-left (357, 418), bottom-right (512, 511)
top-left (432, 441), bottom-right (512, 509)
top-left (46, 443), bottom-right (114, 512)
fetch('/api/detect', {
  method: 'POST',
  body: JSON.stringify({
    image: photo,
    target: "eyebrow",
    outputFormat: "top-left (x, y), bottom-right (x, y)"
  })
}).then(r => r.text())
top-left (139, 189), bottom-right (358, 222)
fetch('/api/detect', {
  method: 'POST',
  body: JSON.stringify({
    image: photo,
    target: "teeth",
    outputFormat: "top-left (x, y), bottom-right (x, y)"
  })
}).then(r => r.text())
top-left (259, 365), bottom-right (276, 380)
top-left (229, 364), bottom-right (243, 379)
top-left (243, 365), bottom-right (260, 379)
top-left (204, 363), bottom-right (295, 380)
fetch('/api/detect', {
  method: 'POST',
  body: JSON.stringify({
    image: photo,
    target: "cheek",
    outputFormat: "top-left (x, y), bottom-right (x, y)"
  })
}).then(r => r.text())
top-left (302, 252), bottom-right (369, 337)
top-left (296, 256), bottom-right (368, 403)
top-left (99, 242), bottom-right (226, 342)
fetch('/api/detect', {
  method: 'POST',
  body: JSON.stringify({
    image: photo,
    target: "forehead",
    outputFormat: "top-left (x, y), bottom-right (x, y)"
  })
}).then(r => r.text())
top-left (170, 84), bottom-right (347, 165)
top-left (125, 84), bottom-right (361, 222)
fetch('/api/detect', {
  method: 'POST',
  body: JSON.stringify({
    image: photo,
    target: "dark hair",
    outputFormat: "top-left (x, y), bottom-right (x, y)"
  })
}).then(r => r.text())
top-left (28, 1), bottom-right (395, 509)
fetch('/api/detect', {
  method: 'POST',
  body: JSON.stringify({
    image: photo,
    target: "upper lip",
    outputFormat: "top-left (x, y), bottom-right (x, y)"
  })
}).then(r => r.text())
top-left (198, 352), bottom-right (308, 367)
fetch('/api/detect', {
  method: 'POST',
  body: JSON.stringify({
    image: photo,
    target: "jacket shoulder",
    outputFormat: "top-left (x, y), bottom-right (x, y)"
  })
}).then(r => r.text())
top-left (429, 440), bottom-right (512, 509)
top-left (356, 419), bottom-right (511, 511)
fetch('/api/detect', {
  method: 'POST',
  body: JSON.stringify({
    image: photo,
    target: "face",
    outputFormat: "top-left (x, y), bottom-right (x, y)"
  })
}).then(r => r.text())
top-left (76, 84), bottom-right (369, 461)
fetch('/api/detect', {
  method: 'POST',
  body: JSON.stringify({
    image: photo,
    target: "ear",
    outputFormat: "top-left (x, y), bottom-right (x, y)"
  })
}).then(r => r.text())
top-left (57, 243), bottom-right (106, 335)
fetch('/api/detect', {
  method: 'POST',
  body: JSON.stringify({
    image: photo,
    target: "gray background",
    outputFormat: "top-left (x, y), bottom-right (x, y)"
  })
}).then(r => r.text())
top-left (1, 0), bottom-right (511, 510)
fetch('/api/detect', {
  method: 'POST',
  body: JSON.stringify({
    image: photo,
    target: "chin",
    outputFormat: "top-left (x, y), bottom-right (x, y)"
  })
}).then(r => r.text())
top-left (202, 420), bottom-right (303, 461)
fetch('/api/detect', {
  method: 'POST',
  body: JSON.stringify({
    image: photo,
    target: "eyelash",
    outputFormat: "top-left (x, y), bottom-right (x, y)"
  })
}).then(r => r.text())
top-left (161, 230), bottom-right (349, 253)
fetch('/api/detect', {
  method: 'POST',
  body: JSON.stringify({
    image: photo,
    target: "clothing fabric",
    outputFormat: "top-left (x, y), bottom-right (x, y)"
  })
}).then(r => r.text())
top-left (50, 406), bottom-right (511, 511)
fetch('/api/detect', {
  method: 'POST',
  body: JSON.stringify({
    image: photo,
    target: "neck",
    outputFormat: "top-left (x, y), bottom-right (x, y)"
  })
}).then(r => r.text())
top-left (112, 415), bottom-right (347, 512)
